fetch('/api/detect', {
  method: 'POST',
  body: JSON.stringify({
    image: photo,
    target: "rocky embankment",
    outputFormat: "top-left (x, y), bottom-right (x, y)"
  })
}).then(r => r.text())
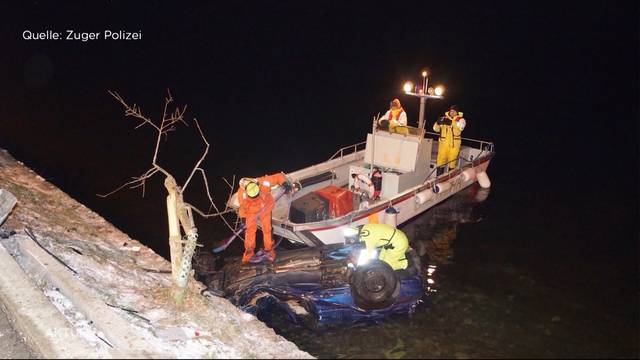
top-left (0, 148), bottom-right (312, 359)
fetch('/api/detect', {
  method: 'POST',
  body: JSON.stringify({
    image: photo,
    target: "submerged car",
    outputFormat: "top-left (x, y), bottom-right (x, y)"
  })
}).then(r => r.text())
top-left (198, 243), bottom-right (425, 328)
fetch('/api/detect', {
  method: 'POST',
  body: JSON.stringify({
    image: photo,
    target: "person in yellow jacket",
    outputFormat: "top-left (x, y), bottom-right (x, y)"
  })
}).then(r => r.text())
top-left (379, 98), bottom-right (409, 134)
top-left (353, 223), bottom-right (409, 271)
top-left (433, 105), bottom-right (466, 174)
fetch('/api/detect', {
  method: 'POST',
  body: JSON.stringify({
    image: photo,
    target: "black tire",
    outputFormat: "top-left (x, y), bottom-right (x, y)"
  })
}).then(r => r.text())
top-left (350, 260), bottom-right (400, 310)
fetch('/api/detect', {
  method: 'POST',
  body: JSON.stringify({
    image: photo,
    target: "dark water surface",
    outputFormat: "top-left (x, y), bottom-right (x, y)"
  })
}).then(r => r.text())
top-left (0, 2), bottom-right (636, 358)
top-left (2, 98), bottom-right (637, 357)
top-left (257, 183), bottom-right (637, 358)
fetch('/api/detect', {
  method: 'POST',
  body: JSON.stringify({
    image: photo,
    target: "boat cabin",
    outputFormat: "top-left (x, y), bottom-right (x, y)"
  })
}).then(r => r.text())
top-left (268, 126), bottom-right (487, 224)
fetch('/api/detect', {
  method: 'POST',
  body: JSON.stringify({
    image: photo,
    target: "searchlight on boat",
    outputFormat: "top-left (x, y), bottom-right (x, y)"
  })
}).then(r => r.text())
top-left (404, 69), bottom-right (445, 130)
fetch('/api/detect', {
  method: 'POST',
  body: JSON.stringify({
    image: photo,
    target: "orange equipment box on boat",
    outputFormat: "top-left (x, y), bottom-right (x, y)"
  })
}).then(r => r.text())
top-left (315, 185), bottom-right (353, 218)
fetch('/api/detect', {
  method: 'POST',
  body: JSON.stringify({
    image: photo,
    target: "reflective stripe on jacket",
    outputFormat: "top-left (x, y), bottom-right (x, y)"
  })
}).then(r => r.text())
top-left (381, 109), bottom-right (407, 126)
top-left (359, 223), bottom-right (409, 270)
top-left (433, 112), bottom-right (466, 147)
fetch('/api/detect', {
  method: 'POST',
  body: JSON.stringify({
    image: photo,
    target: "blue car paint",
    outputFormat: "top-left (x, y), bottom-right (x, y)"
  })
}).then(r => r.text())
top-left (229, 244), bottom-right (425, 327)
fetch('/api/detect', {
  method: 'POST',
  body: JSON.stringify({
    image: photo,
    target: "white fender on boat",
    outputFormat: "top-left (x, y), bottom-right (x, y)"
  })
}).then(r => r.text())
top-left (448, 174), bottom-right (460, 185)
top-left (433, 181), bottom-right (451, 194)
top-left (461, 168), bottom-right (476, 182)
top-left (383, 207), bottom-right (399, 227)
top-left (474, 187), bottom-right (491, 202)
top-left (477, 171), bottom-right (491, 188)
top-left (415, 189), bottom-right (434, 204)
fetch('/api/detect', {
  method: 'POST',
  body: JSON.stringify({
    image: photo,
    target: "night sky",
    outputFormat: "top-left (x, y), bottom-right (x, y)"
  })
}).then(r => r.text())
top-left (0, 2), bottom-right (637, 261)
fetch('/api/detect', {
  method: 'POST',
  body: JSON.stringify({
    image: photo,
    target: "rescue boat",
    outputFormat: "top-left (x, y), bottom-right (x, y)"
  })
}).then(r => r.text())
top-left (228, 128), bottom-right (495, 247)
top-left (215, 79), bottom-right (494, 326)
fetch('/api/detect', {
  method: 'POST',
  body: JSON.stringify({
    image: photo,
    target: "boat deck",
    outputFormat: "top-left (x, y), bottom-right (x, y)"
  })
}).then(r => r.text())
top-left (268, 132), bottom-right (492, 227)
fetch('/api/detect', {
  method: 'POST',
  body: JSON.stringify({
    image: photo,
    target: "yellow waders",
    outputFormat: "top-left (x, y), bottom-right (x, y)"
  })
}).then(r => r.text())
top-left (433, 113), bottom-right (464, 170)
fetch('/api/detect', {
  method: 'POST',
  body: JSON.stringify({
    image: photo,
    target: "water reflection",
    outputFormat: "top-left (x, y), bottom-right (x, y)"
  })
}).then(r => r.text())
top-left (265, 184), bottom-right (492, 358)
top-left (404, 184), bottom-right (489, 266)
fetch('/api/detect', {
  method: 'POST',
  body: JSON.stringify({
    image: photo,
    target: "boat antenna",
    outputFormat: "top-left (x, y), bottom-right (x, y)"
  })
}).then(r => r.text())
top-left (419, 70), bottom-right (428, 130)
top-left (370, 113), bottom-right (379, 178)
top-left (403, 69), bottom-right (445, 134)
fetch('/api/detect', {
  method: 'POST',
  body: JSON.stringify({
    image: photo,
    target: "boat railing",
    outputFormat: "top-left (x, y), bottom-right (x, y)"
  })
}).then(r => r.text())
top-left (422, 132), bottom-right (495, 183)
top-left (328, 141), bottom-right (367, 161)
top-left (422, 151), bottom-right (493, 184)
top-left (424, 131), bottom-right (495, 153)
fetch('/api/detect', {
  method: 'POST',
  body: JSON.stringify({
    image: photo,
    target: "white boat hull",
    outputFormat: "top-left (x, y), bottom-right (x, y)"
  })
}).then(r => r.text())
top-left (272, 157), bottom-right (491, 246)
top-left (228, 130), bottom-right (495, 247)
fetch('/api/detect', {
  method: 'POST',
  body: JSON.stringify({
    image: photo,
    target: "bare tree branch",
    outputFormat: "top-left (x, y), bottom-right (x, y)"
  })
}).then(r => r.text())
top-left (108, 91), bottom-right (160, 132)
top-left (97, 167), bottom-right (161, 198)
top-left (222, 175), bottom-right (236, 212)
top-left (222, 176), bottom-right (234, 190)
top-left (183, 168), bottom-right (245, 240)
top-left (186, 204), bottom-right (234, 218)
top-left (100, 89), bottom-right (246, 246)
top-left (101, 89), bottom-right (181, 198)
top-left (182, 119), bottom-right (209, 192)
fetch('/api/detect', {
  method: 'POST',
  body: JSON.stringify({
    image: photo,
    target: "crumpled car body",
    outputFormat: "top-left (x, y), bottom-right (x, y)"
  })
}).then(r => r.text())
top-left (202, 244), bottom-right (424, 327)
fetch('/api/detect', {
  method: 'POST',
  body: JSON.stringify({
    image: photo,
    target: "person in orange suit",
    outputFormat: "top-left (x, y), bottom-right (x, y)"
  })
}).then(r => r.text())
top-left (237, 172), bottom-right (290, 263)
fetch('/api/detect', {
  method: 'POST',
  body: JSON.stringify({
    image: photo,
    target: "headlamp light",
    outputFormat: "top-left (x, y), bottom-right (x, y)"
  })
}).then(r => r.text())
top-left (356, 248), bottom-right (378, 266)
